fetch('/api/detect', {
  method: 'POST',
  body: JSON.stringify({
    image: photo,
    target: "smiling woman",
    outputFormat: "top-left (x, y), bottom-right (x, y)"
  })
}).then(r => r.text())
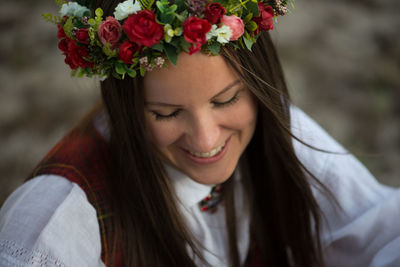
top-left (1, 0), bottom-right (400, 266)
top-left (143, 52), bottom-right (257, 185)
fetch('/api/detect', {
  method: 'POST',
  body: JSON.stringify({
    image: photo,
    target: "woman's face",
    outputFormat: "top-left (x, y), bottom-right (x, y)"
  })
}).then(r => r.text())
top-left (144, 52), bottom-right (257, 185)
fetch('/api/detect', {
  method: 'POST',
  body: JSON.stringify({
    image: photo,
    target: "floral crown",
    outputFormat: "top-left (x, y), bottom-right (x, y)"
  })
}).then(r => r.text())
top-left (43, 0), bottom-right (292, 79)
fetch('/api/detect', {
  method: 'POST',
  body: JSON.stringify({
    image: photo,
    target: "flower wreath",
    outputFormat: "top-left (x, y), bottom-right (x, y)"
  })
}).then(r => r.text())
top-left (43, 0), bottom-right (293, 79)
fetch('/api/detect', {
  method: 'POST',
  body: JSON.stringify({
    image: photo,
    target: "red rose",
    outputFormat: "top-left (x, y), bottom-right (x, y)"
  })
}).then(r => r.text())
top-left (76, 28), bottom-right (90, 44)
top-left (118, 41), bottom-right (142, 64)
top-left (122, 10), bottom-right (163, 47)
top-left (58, 38), bottom-right (70, 53)
top-left (253, 3), bottom-right (274, 33)
top-left (98, 16), bottom-right (122, 49)
top-left (57, 25), bottom-right (66, 39)
top-left (188, 43), bottom-right (201, 55)
top-left (65, 41), bottom-right (93, 69)
top-left (204, 3), bottom-right (226, 24)
top-left (183, 17), bottom-right (211, 45)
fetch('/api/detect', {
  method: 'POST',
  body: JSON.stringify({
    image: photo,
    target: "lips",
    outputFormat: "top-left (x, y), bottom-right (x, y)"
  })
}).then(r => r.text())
top-left (183, 136), bottom-right (231, 164)
top-left (188, 141), bottom-right (226, 158)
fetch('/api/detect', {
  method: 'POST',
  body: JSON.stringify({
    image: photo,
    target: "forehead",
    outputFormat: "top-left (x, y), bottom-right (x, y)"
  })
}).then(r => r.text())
top-left (143, 52), bottom-right (239, 102)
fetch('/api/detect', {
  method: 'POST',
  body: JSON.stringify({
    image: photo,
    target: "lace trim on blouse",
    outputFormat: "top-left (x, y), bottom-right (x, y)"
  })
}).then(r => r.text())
top-left (0, 239), bottom-right (66, 266)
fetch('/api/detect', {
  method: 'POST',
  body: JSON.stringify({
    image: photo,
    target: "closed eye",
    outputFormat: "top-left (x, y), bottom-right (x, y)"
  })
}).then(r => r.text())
top-left (150, 109), bottom-right (182, 121)
top-left (212, 91), bottom-right (240, 108)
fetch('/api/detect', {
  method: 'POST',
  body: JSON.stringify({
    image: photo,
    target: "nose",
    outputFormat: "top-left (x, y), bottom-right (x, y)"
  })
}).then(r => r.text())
top-left (185, 111), bottom-right (221, 153)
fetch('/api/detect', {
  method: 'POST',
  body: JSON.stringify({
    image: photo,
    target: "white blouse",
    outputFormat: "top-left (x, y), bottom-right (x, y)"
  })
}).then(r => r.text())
top-left (0, 106), bottom-right (399, 267)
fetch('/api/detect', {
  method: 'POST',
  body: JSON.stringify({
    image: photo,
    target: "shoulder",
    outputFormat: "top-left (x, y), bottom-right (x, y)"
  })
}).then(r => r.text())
top-left (289, 105), bottom-right (395, 222)
top-left (0, 175), bottom-right (104, 267)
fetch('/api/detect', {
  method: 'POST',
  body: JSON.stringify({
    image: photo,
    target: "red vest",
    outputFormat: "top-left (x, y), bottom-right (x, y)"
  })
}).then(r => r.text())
top-left (27, 122), bottom-right (261, 266)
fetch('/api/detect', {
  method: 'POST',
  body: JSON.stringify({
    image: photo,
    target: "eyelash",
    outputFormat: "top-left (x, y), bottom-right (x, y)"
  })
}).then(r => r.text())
top-left (150, 92), bottom-right (240, 121)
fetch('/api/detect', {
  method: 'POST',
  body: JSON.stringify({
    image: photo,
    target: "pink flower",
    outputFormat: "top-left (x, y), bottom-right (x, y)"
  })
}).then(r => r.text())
top-left (98, 16), bottom-right (122, 49)
top-left (220, 15), bottom-right (244, 41)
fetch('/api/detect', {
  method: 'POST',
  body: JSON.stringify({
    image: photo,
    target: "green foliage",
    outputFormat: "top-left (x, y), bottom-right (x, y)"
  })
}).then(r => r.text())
top-left (95, 8), bottom-right (103, 18)
top-left (243, 33), bottom-right (255, 50)
top-left (174, 0), bottom-right (186, 13)
top-left (42, 13), bottom-right (62, 24)
top-left (156, 0), bottom-right (178, 25)
top-left (152, 43), bottom-right (164, 52)
top-left (245, 0), bottom-right (259, 17)
top-left (245, 20), bottom-right (257, 32)
top-left (140, 67), bottom-right (146, 76)
top-left (208, 42), bottom-right (221, 56)
top-left (102, 43), bottom-right (117, 57)
top-left (54, 0), bottom-right (67, 8)
top-left (63, 17), bottom-right (75, 38)
top-left (164, 43), bottom-right (178, 65)
top-left (179, 37), bottom-right (190, 53)
top-left (243, 12), bottom-right (253, 23)
top-left (139, 0), bottom-right (155, 10)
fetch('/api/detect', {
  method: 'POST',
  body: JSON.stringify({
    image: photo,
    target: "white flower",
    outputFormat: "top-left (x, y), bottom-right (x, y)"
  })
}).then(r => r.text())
top-left (114, 0), bottom-right (142, 21)
top-left (60, 2), bottom-right (90, 17)
top-left (215, 25), bottom-right (232, 44)
top-left (206, 25), bottom-right (218, 41)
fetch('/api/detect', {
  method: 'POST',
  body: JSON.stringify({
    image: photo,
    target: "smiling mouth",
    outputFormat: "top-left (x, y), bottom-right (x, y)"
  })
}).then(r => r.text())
top-left (187, 140), bottom-right (227, 158)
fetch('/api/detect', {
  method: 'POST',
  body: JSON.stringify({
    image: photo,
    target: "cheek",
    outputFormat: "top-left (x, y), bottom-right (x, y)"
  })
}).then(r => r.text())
top-left (223, 97), bottom-right (258, 132)
top-left (145, 116), bottom-right (182, 148)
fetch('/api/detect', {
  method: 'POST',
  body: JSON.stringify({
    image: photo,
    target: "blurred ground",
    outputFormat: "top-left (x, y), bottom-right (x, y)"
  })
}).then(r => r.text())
top-left (0, 0), bottom-right (399, 205)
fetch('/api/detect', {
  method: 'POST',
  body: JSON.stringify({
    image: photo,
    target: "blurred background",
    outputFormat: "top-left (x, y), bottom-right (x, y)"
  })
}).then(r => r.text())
top-left (0, 0), bottom-right (399, 206)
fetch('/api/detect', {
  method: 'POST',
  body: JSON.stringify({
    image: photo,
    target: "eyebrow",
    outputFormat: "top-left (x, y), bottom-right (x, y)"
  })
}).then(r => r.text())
top-left (145, 79), bottom-right (241, 107)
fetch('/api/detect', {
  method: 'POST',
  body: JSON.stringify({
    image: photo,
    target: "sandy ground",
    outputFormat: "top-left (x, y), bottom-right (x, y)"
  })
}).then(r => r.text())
top-left (0, 0), bottom-right (399, 205)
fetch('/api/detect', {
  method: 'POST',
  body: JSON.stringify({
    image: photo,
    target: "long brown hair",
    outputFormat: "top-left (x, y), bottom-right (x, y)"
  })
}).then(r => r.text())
top-left (97, 1), bottom-right (327, 266)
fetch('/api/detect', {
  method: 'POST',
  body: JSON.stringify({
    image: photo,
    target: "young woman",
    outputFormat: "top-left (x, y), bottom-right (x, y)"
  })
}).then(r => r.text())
top-left (0, 0), bottom-right (399, 266)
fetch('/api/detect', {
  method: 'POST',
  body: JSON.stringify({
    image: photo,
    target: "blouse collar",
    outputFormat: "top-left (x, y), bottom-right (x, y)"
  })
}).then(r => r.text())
top-left (164, 164), bottom-right (215, 210)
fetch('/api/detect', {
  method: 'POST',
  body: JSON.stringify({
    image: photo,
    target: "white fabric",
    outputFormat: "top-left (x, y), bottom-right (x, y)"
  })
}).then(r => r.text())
top-left (0, 106), bottom-right (399, 266)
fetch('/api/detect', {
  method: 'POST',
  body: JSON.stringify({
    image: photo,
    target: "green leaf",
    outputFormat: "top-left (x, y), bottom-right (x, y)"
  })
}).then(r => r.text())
top-left (88, 18), bottom-right (96, 25)
top-left (180, 38), bottom-right (190, 53)
top-left (208, 42), bottom-right (221, 55)
top-left (245, 1), bottom-right (259, 17)
top-left (164, 43), bottom-right (178, 65)
top-left (95, 8), bottom-right (103, 17)
top-left (127, 68), bottom-right (137, 78)
top-left (245, 20), bottom-right (258, 32)
top-left (243, 36), bottom-right (254, 50)
top-left (175, 0), bottom-right (186, 13)
top-left (230, 42), bottom-right (240, 49)
top-left (140, 67), bottom-right (146, 76)
top-left (160, 13), bottom-right (175, 25)
top-left (166, 4), bottom-right (177, 13)
top-left (176, 10), bottom-right (188, 22)
top-left (156, 1), bottom-right (166, 12)
top-left (152, 43), bottom-right (164, 52)
top-left (170, 37), bottom-right (180, 47)
top-left (243, 12), bottom-right (253, 23)
top-left (115, 63), bottom-right (127, 75)
top-left (63, 16), bottom-right (75, 38)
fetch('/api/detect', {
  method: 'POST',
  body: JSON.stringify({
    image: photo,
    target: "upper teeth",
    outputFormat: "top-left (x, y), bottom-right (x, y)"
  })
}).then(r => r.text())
top-left (189, 142), bottom-right (225, 158)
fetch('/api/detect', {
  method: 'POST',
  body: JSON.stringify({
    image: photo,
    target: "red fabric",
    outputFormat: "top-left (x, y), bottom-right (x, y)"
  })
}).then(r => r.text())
top-left (26, 123), bottom-right (122, 266)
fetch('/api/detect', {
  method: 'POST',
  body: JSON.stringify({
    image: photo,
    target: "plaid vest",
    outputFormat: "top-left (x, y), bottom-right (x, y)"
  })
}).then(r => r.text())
top-left (26, 122), bottom-right (262, 266)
